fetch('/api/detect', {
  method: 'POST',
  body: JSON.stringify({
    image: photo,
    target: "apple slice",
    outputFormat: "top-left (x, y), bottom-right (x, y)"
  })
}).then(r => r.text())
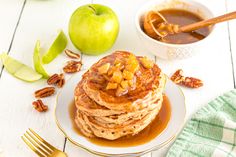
top-left (33, 40), bottom-right (49, 78)
top-left (0, 53), bottom-right (42, 82)
top-left (42, 30), bottom-right (67, 64)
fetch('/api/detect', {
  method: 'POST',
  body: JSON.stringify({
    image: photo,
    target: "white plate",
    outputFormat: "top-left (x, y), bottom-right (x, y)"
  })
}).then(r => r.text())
top-left (54, 70), bottom-right (186, 156)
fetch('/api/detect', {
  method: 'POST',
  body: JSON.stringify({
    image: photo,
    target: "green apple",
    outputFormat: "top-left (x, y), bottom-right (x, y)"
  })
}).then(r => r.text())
top-left (69, 4), bottom-right (119, 55)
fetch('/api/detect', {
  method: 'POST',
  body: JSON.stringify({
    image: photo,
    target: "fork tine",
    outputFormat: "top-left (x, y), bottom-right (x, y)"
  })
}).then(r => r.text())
top-left (21, 136), bottom-right (45, 157)
top-left (24, 133), bottom-right (50, 156)
top-left (29, 128), bottom-right (55, 151)
top-left (26, 131), bottom-right (53, 154)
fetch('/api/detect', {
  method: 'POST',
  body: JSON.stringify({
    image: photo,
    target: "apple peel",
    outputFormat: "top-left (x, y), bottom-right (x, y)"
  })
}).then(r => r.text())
top-left (33, 40), bottom-right (50, 78)
top-left (0, 53), bottom-right (42, 82)
top-left (42, 30), bottom-right (67, 64)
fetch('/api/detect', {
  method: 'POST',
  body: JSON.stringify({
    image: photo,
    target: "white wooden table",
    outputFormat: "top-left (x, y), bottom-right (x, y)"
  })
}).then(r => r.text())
top-left (0, 0), bottom-right (236, 156)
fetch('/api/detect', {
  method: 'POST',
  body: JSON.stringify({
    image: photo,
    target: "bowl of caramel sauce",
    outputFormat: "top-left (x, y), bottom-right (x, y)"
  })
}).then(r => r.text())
top-left (135, 0), bottom-right (215, 60)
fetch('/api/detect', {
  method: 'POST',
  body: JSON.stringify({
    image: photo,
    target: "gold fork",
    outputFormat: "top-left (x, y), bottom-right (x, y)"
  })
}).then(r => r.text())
top-left (21, 128), bottom-right (67, 157)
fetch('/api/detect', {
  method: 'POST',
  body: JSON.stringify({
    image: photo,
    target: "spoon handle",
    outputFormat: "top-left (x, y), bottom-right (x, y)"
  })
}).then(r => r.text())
top-left (180, 11), bottom-right (236, 32)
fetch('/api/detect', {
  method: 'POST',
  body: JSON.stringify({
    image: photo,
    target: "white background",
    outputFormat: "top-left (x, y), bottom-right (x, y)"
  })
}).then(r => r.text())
top-left (0, 0), bottom-right (236, 156)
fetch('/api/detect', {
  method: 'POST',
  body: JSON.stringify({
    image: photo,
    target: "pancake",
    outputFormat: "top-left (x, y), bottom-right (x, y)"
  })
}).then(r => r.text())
top-left (75, 83), bottom-right (162, 124)
top-left (75, 112), bottom-right (95, 138)
top-left (83, 51), bottom-right (165, 111)
top-left (73, 51), bottom-right (167, 140)
top-left (75, 98), bottom-right (162, 140)
top-left (75, 74), bottom-right (165, 116)
top-left (75, 79), bottom-right (124, 117)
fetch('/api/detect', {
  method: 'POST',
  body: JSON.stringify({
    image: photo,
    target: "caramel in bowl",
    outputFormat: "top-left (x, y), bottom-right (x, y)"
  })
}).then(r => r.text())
top-left (135, 0), bottom-right (215, 60)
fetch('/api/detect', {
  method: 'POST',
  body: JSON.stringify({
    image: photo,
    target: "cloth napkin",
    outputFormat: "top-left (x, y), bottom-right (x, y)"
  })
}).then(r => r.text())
top-left (166, 90), bottom-right (236, 157)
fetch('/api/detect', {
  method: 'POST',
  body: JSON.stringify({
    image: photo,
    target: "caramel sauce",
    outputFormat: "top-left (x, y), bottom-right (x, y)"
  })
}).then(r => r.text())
top-left (157, 9), bottom-right (211, 44)
top-left (69, 95), bottom-right (171, 147)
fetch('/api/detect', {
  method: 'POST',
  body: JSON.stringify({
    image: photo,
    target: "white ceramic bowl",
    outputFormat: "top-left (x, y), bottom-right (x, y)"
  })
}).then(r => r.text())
top-left (135, 0), bottom-right (215, 60)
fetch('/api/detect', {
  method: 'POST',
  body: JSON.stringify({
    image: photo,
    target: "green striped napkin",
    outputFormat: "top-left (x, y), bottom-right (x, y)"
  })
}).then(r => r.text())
top-left (167, 90), bottom-right (236, 157)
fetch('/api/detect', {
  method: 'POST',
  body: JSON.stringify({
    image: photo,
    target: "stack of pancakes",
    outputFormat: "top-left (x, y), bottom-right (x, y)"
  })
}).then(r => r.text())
top-left (74, 51), bottom-right (166, 140)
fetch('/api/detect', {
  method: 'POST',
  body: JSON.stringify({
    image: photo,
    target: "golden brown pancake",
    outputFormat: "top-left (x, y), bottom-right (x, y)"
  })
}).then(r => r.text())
top-left (74, 51), bottom-right (166, 140)
top-left (83, 51), bottom-right (164, 111)
top-left (75, 98), bottom-right (162, 140)
top-left (75, 79), bottom-right (124, 117)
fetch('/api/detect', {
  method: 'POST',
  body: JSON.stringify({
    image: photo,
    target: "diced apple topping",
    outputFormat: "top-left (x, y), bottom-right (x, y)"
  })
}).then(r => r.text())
top-left (127, 53), bottom-right (136, 62)
top-left (107, 64), bottom-right (122, 76)
top-left (120, 80), bottom-right (129, 89)
top-left (125, 64), bottom-right (139, 73)
top-left (140, 57), bottom-right (154, 69)
top-left (128, 77), bottom-right (137, 90)
top-left (114, 59), bottom-right (121, 65)
top-left (114, 62), bottom-right (125, 70)
top-left (111, 70), bottom-right (123, 83)
top-left (125, 54), bottom-right (139, 73)
top-left (116, 86), bottom-right (128, 97)
top-left (107, 66), bottom-right (116, 76)
top-left (122, 70), bottom-right (134, 80)
top-left (101, 53), bottom-right (143, 97)
top-left (128, 80), bottom-right (134, 87)
top-left (106, 82), bottom-right (118, 90)
top-left (98, 63), bottom-right (110, 74)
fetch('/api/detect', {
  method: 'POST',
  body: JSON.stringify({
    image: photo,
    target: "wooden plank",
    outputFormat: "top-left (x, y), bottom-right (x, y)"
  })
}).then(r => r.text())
top-left (0, 1), bottom-right (25, 156)
top-left (0, 0), bottom-right (25, 70)
top-left (0, 0), bottom-right (233, 156)
top-left (0, 0), bottom-right (25, 51)
top-left (227, 0), bottom-right (236, 87)
top-left (152, 0), bottom-right (233, 156)
top-left (0, 0), bottom-right (69, 156)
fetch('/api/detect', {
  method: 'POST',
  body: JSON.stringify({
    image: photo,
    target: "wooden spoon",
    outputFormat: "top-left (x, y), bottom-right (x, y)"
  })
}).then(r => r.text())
top-left (151, 11), bottom-right (236, 38)
top-left (180, 11), bottom-right (236, 32)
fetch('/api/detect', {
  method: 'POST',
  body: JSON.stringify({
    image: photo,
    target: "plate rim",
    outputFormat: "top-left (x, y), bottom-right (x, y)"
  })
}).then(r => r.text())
top-left (54, 71), bottom-right (187, 156)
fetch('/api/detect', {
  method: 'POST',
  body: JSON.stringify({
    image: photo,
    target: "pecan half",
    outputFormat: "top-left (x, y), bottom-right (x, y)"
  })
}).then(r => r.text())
top-left (63, 61), bottom-right (82, 73)
top-left (32, 99), bottom-right (48, 112)
top-left (65, 49), bottom-right (80, 59)
top-left (171, 69), bottom-right (203, 88)
top-left (47, 74), bottom-right (60, 85)
top-left (47, 73), bottom-right (65, 88)
top-left (34, 87), bottom-right (55, 98)
top-left (171, 69), bottom-right (185, 84)
top-left (183, 77), bottom-right (203, 88)
top-left (56, 73), bottom-right (65, 88)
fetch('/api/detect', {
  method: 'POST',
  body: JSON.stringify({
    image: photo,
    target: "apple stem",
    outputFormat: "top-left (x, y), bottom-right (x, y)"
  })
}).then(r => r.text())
top-left (89, 5), bottom-right (97, 15)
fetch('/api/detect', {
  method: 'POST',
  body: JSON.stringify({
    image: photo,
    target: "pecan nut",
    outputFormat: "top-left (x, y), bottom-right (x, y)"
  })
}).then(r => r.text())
top-left (56, 73), bottom-right (65, 88)
top-left (47, 74), bottom-right (60, 85)
top-left (171, 69), bottom-right (185, 84)
top-left (34, 87), bottom-right (55, 98)
top-left (63, 61), bottom-right (82, 73)
top-left (32, 99), bottom-right (48, 112)
top-left (171, 69), bottom-right (203, 88)
top-left (47, 73), bottom-right (65, 88)
top-left (183, 77), bottom-right (203, 88)
top-left (65, 49), bottom-right (81, 59)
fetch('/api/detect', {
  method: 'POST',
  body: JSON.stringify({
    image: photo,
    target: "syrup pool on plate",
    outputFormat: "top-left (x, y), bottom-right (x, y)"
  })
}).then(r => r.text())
top-left (69, 95), bottom-right (171, 147)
